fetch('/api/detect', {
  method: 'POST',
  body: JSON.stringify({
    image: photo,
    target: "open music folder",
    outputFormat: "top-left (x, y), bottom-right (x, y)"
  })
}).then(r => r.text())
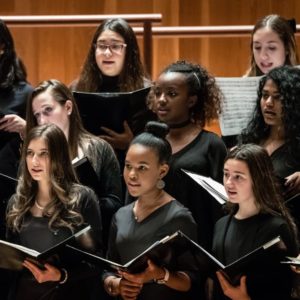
top-left (73, 86), bottom-right (151, 135)
top-left (0, 225), bottom-right (91, 271)
top-left (65, 230), bottom-right (283, 285)
top-left (182, 169), bottom-right (227, 205)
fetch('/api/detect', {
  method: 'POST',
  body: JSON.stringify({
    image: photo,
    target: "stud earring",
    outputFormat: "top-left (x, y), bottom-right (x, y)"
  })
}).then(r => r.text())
top-left (156, 179), bottom-right (165, 189)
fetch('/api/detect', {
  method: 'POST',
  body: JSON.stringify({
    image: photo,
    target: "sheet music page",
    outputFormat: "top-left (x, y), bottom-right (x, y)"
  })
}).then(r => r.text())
top-left (216, 77), bottom-right (261, 136)
top-left (182, 170), bottom-right (227, 205)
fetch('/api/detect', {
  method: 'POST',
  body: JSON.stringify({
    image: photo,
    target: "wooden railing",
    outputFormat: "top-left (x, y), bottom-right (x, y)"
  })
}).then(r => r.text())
top-left (133, 25), bottom-right (300, 37)
top-left (3, 14), bottom-right (300, 75)
top-left (2, 14), bottom-right (162, 75)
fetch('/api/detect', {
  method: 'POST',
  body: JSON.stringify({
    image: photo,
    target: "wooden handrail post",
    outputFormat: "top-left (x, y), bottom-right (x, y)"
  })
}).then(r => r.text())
top-left (143, 21), bottom-right (152, 76)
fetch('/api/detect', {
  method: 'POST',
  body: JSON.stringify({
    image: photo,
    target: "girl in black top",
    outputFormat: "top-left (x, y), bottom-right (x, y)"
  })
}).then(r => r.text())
top-left (6, 124), bottom-right (103, 300)
top-left (103, 121), bottom-right (198, 300)
top-left (212, 144), bottom-right (298, 300)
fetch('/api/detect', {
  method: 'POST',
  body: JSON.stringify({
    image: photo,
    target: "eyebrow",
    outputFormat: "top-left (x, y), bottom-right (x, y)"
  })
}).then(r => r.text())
top-left (97, 39), bottom-right (124, 43)
top-left (224, 169), bottom-right (246, 175)
top-left (253, 41), bottom-right (280, 44)
top-left (262, 89), bottom-right (280, 93)
top-left (27, 147), bottom-right (48, 151)
top-left (125, 160), bottom-right (149, 165)
top-left (33, 103), bottom-right (53, 112)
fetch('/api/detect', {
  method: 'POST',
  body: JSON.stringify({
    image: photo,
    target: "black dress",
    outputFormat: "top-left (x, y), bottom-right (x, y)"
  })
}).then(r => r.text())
top-left (212, 213), bottom-right (298, 300)
top-left (269, 143), bottom-right (300, 241)
top-left (103, 200), bottom-right (199, 300)
top-left (164, 130), bottom-right (227, 249)
top-left (7, 187), bottom-right (103, 300)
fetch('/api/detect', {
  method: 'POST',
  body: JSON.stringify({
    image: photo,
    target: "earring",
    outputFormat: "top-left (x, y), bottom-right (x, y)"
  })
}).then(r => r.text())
top-left (156, 179), bottom-right (165, 189)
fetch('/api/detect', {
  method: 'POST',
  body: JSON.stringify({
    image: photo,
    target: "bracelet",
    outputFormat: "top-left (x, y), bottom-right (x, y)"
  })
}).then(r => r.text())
top-left (154, 267), bottom-right (170, 284)
top-left (106, 277), bottom-right (121, 296)
top-left (59, 268), bottom-right (68, 285)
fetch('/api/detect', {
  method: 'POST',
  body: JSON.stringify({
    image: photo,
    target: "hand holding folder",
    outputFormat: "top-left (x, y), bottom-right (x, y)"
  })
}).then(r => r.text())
top-left (0, 225), bottom-right (91, 271)
top-left (65, 230), bottom-right (283, 286)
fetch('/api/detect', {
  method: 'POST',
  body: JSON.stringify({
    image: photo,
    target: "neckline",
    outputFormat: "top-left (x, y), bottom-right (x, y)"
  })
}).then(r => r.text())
top-left (132, 199), bottom-right (175, 223)
top-left (171, 129), bottom-right (205, 157)
top-left (168, 119), bottom-right (191, 129)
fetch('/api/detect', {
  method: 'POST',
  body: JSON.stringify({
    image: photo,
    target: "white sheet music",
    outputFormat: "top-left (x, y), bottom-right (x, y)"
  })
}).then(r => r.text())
top-left (216, 77), bottom-right (261, 136)
top-left (182, 169), bottom-right (227, 205)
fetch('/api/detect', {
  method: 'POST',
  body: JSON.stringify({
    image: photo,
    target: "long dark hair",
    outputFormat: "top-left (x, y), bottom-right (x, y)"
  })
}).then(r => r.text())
top-left (224, 144), bottom-right (298, 242)
top-left (239, 66), bottom-right (300, 162)
top-left (7, 124), bottom-right (84, 232)
top-left (0, 19), bottom-right (27, 89)
top-left (75, 18), bottom-right (147, 92)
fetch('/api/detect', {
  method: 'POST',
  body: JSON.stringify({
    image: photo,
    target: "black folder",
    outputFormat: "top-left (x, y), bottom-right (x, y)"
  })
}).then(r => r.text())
top-left (188, 233), bottom-right (283, 285)
top-left (66, 231), bottom-right (188, 274)
top-left (72, 156), bottom-right (98, 193)
top-left (182, 169), bottom-right (227, 205)
top-left (0, 225), bottom-right (91, 271)
top-left (65, 230), bottom-right (282, 285)
top-left (73, 86), bottom-right (151, 135)
top-left (0, 172), bottom-right (18, 200)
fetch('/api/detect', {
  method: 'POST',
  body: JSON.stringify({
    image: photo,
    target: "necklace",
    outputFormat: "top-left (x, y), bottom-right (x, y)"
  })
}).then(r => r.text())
top-left (133, 192), bottom-right (168, 222)
top-left (168, 119), bottom-right (191, 129)
top-left (35, 200), bottom-right (45, 210)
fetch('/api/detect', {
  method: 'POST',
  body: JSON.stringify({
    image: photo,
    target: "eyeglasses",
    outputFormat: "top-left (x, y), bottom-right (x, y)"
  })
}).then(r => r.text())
top-left (95, 43), bottom-right (127, 55)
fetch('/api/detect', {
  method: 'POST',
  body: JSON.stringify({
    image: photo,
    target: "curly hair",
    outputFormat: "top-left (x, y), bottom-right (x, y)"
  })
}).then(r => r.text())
top-left (239, 66), bottom-right (300, 161)
top-left (245, 14), bottom-right (299, 77)
top-left (224, 144), bottom-right (298, 243)
top-left (158, 60), bottom-right (222, 127)
top-left (75, 18), bottom-right (147, 92)
top-left (6, 124), bottom-right (85, 233)
top-left (0, 19), bottom-right (27, 89)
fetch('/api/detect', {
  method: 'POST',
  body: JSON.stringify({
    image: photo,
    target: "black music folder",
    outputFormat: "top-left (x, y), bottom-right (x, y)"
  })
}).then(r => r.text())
top-left (73, 86), bottom-right (151, 135)
top-left (182, 169), bottom-right (227, 205)
top-left (66, 230), bottom-right (282, 284)
top-left (72, 156), bottom-right (98, 193)
top-left (0, 225), bottom-right (91, 271)
top-left (0, 172), bottom-right (18, 200)
top-left (189, 234), bottom-right (283, 285)
top-left (66, 231), bottom-right (188, 274)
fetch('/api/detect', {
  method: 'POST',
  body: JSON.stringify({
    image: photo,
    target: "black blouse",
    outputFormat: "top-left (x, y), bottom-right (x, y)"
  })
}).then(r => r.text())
top-left (7, 186), bottom-right (103, 300)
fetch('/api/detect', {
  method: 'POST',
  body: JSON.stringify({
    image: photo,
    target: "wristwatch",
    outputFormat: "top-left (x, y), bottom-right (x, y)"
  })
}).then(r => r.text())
top-left (155, 267), bottom-right (170, 284)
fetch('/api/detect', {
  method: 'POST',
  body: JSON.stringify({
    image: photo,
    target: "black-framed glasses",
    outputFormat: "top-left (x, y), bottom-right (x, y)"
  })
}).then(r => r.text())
top-left (95, 42), bottom-right (127, 55)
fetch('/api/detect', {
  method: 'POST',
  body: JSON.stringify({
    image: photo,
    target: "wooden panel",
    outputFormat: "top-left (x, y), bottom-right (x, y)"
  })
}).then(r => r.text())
top-left (1, 0), bottom-right (300, 90)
